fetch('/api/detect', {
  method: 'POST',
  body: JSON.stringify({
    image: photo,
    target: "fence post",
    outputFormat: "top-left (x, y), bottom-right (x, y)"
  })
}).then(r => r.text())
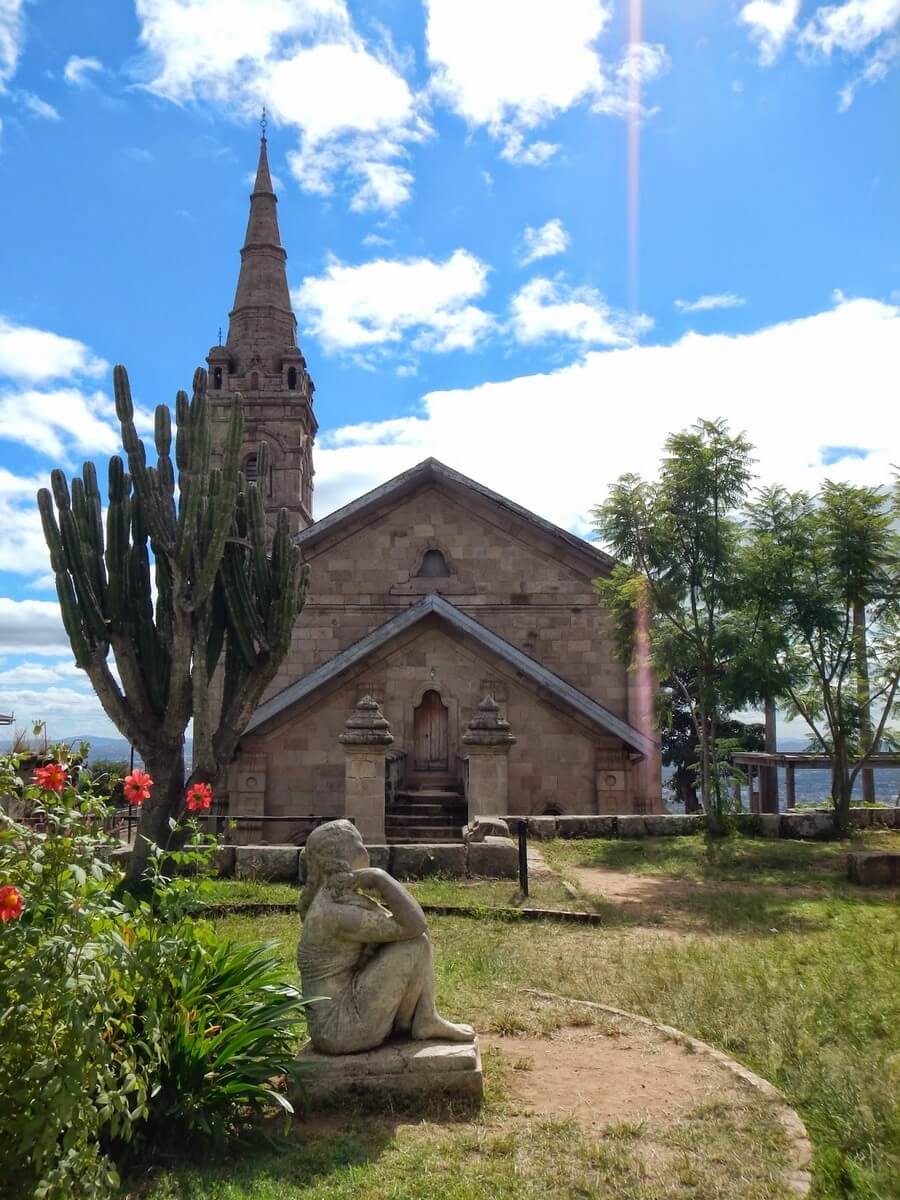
top-left (518, 822), bottom-right (529, 897)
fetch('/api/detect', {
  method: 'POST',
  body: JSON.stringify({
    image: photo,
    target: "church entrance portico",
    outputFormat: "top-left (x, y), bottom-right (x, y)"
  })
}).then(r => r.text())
top-left (413, 689), bottom-right (449, 773)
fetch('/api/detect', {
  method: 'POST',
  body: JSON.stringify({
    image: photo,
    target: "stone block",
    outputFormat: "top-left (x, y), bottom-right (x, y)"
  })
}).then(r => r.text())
top-left (616, 815), bottom-right (648, 839)
top-left (234, 844), bottom-right (300, 882)
top-left (212, 845), bottom-right (235, 876)
top-left (644, 814), bottom-right (703, 837)
top-left (780, 811), bottom-right (834, 840)
top-left (466, 837), bottom-right (518, 879)
top-left (555, 815), bottom-right (617, 839)
top-left (847, 851), bottom-right (900, 885)
top-left (526, 816), bottom-right (558, 839)
top-left (295, 1037), bottom-right (483, 1104)
top-left (390, 844), bottom-right (467, 879)
top-left (733, 813), bottom-right (781, 838)
top-left (852, 806), bottom-right (900, 829)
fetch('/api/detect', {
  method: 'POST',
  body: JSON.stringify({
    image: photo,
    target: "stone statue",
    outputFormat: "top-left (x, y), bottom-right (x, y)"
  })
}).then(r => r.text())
top-left (298, 819), bottom-right (475, 1055)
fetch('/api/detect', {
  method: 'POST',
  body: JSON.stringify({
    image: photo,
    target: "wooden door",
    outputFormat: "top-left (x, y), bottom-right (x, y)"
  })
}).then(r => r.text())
top-left (413, 690), bottom-right (449, 772)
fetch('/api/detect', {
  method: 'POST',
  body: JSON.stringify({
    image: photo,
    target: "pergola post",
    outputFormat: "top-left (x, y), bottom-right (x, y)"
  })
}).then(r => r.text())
top-left (785, 762), bottom-right (796, 810)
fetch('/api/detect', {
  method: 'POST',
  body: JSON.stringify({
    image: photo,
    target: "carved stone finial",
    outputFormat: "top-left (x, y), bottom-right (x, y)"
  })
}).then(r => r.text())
top-left (339, 695), bottom-right (394, 746)
top-left (462, 695), bottom-right (516, 747)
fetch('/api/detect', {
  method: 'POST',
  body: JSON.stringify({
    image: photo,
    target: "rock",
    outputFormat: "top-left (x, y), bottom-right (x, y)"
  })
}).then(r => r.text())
top-left (500, 815), bottom-right (525, 834)
top-left (555, 816), bottom-right (617, 839)
top-left (463, 817), bottom-right (512, 842)
top-left (467, 836), bottom-right (519, 879)
top-left (234, 844), bottom-right (300, 881)
top-left (644, 814), bottom-right (703, 837)
top-left (389, 844), bottom-right (467, 879)
top-left (780, 811), bottom-right (834, 840)
top-left (295, 1036), bottom-right (483, 1103)
top-left (847, 851), bottom-right (900, 886)
top-left (526, 816), bottom-right (558, 839)
top-left (616, 815), bottom-right (648, 839)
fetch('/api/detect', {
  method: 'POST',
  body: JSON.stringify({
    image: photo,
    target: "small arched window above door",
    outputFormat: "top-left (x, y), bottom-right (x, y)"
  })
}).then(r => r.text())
top-left (416, 548), bottom-right (450, 578)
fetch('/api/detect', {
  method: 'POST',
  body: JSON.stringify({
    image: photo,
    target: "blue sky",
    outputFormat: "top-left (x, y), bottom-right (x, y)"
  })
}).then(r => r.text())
top-left (0, 0), bottom-right (898, 738)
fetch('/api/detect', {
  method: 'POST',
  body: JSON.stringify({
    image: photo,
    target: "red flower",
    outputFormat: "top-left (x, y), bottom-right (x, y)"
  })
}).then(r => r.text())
top-left (185, 782), bottom-right (213, 812)
top-left (34, 763), bottom-right (67, 793)
top-left (0, 885), bottom-right (24, 923)
top-left (123, 769), bottom-right (153, 807)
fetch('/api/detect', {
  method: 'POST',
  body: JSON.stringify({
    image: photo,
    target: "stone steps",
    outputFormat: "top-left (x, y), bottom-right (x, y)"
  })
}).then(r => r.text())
top-left (385, 824), bottom-right (464, 843)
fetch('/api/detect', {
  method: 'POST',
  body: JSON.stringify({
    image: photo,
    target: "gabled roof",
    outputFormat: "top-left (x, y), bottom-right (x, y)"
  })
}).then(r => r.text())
top-left (297, 458), bottom-right (615, 574)
top-left (246, 593), bottom-right (656, 757)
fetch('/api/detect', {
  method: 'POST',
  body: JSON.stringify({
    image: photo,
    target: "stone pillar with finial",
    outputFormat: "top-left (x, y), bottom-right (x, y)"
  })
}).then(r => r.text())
top-left (462, 696), bottom-right (516, 823)
top-left (339, 696), bottom-right (393, 844)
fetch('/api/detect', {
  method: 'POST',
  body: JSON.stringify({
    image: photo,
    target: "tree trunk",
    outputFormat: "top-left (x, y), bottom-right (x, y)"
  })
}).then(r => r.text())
top-left (853, 602), bottom-right (875, 805)
top-left (831, 736), bottom-right (852, 838)
top-left (700, 710), bottom-right (726, 835)
top-left (124, 746), bottom-right (187, 889)
top-left (760, 697), bottom-right (779, 813)
top-left (674, 764), bottom-right (700, 812)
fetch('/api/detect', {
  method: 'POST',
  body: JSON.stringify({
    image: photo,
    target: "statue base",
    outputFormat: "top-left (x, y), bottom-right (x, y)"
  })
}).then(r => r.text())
top-left (295, 1036), bottom-right (483, 1105)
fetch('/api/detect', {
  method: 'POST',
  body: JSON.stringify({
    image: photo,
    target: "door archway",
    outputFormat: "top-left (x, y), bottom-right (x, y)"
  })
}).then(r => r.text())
top-left (413, 690), bottom-right (449, 772)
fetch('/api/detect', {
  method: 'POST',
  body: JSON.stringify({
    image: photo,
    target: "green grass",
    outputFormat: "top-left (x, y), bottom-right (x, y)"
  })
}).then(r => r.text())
top-left (542, 829), bottom-right (899, 889)
top-left (155, 833), bottom-right (900, 1199)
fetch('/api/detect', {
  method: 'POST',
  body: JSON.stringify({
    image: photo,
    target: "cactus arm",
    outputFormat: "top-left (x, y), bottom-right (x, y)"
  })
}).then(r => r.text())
top-left (113, 365), bottom-right (173, 554)
top-left (188, 391), bottom-right (242, 607)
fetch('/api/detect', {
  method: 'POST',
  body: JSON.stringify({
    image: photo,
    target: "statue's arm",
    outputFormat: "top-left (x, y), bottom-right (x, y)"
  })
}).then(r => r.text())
top-left (334, 868), bottom-right (428, 944)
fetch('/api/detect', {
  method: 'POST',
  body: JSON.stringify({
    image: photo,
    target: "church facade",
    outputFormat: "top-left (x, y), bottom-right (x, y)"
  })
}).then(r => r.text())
top-left (213, 137), bottom-right (662, 843)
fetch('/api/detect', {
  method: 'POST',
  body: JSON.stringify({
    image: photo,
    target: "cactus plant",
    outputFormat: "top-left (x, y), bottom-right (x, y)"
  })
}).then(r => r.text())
top-left (38, 365), bottom-right (308, 885)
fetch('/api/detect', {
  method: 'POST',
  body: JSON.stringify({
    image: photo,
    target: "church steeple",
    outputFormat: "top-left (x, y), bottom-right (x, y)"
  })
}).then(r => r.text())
top-left (207, 128), bottom-right (316, 535)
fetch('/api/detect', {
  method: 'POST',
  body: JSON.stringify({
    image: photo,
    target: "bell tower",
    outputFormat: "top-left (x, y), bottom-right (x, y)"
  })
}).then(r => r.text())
top-left (207, 127), bottom-right (316, 534)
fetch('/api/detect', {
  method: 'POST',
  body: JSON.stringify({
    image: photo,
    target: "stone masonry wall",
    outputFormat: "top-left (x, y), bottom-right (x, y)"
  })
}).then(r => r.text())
top-left (266, 484), bottom-right (628, 717)
top-left (235, 620), bottom-right (633, 835)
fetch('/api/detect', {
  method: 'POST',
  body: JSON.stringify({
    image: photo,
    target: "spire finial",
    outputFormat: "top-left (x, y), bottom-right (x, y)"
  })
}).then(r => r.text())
top-left (218, 326), bottom-right (222, 346)
top-left (260, 105), bottom-right (268, 141)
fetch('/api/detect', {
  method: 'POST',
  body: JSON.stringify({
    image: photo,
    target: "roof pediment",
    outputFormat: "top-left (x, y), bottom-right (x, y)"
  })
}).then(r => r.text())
top-left (297, 458), bottom-right (615, 577)
top-left (246, 593), bottom-right (656, 757)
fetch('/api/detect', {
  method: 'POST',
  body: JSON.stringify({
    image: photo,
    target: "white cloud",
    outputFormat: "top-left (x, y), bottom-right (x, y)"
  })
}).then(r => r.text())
top-left (135, 0), bottom-right (427, 211)
top-left (0, 469), bottom-right (52, 577)
top-left (740, 0), bottom-right (802, 65)
top-left (63, 55), bottom-right (103, 86)
top-left (0, 317), bottom-right (107, 383)
top-left (0, 660), bottom-right (82, 686)
top-left (675, 293), bottom-right (747, 313)
top-left (838, 34), bottom-right (900, 105)
top-left (425, 1), bottom-right (667, 161)
top-left (0, 0), bottom-right (24, 90)
top-left (592, 42), bottom-right (670, 118)
top-left (17, 90), bottom-right (60, 120)
top-left (294, 250), bottom-right (493, 353)
top-left (510, 278), bottom-right (647, 347)
top-left (518, 219), bottom-right (570, 266)
top-left (0, 387), bottom-right (121, 459)
top-left (0, 597), bottom-right (70, 656)
top-left (801, 0), bottom-right (900, 55)
top-left (312, 295), bottom-right (900, 537)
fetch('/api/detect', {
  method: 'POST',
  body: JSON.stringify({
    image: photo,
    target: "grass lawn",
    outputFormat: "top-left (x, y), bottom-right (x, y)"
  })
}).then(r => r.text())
top-left (145, 831), bottom-right (900, 1200)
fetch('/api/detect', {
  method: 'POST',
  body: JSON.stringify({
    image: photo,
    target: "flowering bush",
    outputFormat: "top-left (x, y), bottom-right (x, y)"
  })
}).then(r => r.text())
top-left (0, 756), bottom-right (308, 1200)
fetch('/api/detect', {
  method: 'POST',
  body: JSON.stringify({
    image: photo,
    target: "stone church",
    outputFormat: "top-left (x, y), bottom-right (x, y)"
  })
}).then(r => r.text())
top-left (211, 136), bottom-right (662, 844)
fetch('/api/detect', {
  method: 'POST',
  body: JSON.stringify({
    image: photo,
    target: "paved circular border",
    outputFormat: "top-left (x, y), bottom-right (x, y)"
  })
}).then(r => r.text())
top-left (525, 989), bottom-right (813, 1197)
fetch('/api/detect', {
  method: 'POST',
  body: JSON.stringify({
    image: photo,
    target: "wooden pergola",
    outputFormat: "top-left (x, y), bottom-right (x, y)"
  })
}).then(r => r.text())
top-left (731, 751), bottom-right (900, 812)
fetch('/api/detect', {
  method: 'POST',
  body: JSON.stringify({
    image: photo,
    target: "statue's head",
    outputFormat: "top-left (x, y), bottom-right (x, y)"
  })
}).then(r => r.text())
top-left (299, 819), bottom-right (368, 916)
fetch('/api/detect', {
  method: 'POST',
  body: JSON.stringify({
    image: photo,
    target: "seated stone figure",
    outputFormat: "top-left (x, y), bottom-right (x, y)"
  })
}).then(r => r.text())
top-left (298, 819), bottom-right (475, 1055)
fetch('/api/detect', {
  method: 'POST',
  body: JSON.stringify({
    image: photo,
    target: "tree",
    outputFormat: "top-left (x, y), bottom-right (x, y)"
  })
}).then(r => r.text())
top-left (594, 418), bottom-right (756, 833)
top-left (746, 482), bottom-right (900, 835)
top-left (38, 365), bottom-right (308, 885)
top-left (659, 680), bottom-right (764, 812)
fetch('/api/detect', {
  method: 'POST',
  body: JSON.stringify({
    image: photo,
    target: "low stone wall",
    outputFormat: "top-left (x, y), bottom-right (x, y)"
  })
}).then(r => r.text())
top-left (496, 807), bottom-right (900, 841)
top-left (216, 835), bottom-right (518, 883)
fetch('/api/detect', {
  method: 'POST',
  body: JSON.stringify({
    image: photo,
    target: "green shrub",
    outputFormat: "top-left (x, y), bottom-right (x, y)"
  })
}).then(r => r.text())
top-left (0, 755), bottom-right (308, 1200)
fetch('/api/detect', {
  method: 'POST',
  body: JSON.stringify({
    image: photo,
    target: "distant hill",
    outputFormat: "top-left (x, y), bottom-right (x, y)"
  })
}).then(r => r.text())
top-left (1, 735), bottom-right (193, 766)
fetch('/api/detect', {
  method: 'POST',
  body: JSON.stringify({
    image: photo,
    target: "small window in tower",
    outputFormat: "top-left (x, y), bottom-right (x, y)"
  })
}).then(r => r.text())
top-left (250, 372), bottom-right (259, 391)
top-left (287, 366), bottom-right (298, 390)
top-left (244, 454), bottom-right (258, 484)
top-left (212, 367), bottom-right (222, 390)
top-left (417, 548), bottom-right (450, 578)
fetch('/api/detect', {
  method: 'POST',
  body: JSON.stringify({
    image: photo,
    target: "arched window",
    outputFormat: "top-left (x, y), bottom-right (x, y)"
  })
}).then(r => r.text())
top-left (417, 548), bottom-right (450, 578)
top-left (212, 366), bottom-right (222, 390)
top-left (249, 372), bottom-right (259, 391)
top-left (244, 454), bottom-right (258, 484)
top-left (287, 366), bottom-right (298, 390)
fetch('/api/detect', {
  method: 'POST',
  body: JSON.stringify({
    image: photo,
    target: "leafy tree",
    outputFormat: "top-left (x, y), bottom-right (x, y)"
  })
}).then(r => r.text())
top-left (660, 680), bottom-right (764, 811)
top-left (745, 482), bottom-right (900, 834)
top-left (594, 418), bottom-right (756, 832)
top-left (38, 366), bottom-right (308, 886)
